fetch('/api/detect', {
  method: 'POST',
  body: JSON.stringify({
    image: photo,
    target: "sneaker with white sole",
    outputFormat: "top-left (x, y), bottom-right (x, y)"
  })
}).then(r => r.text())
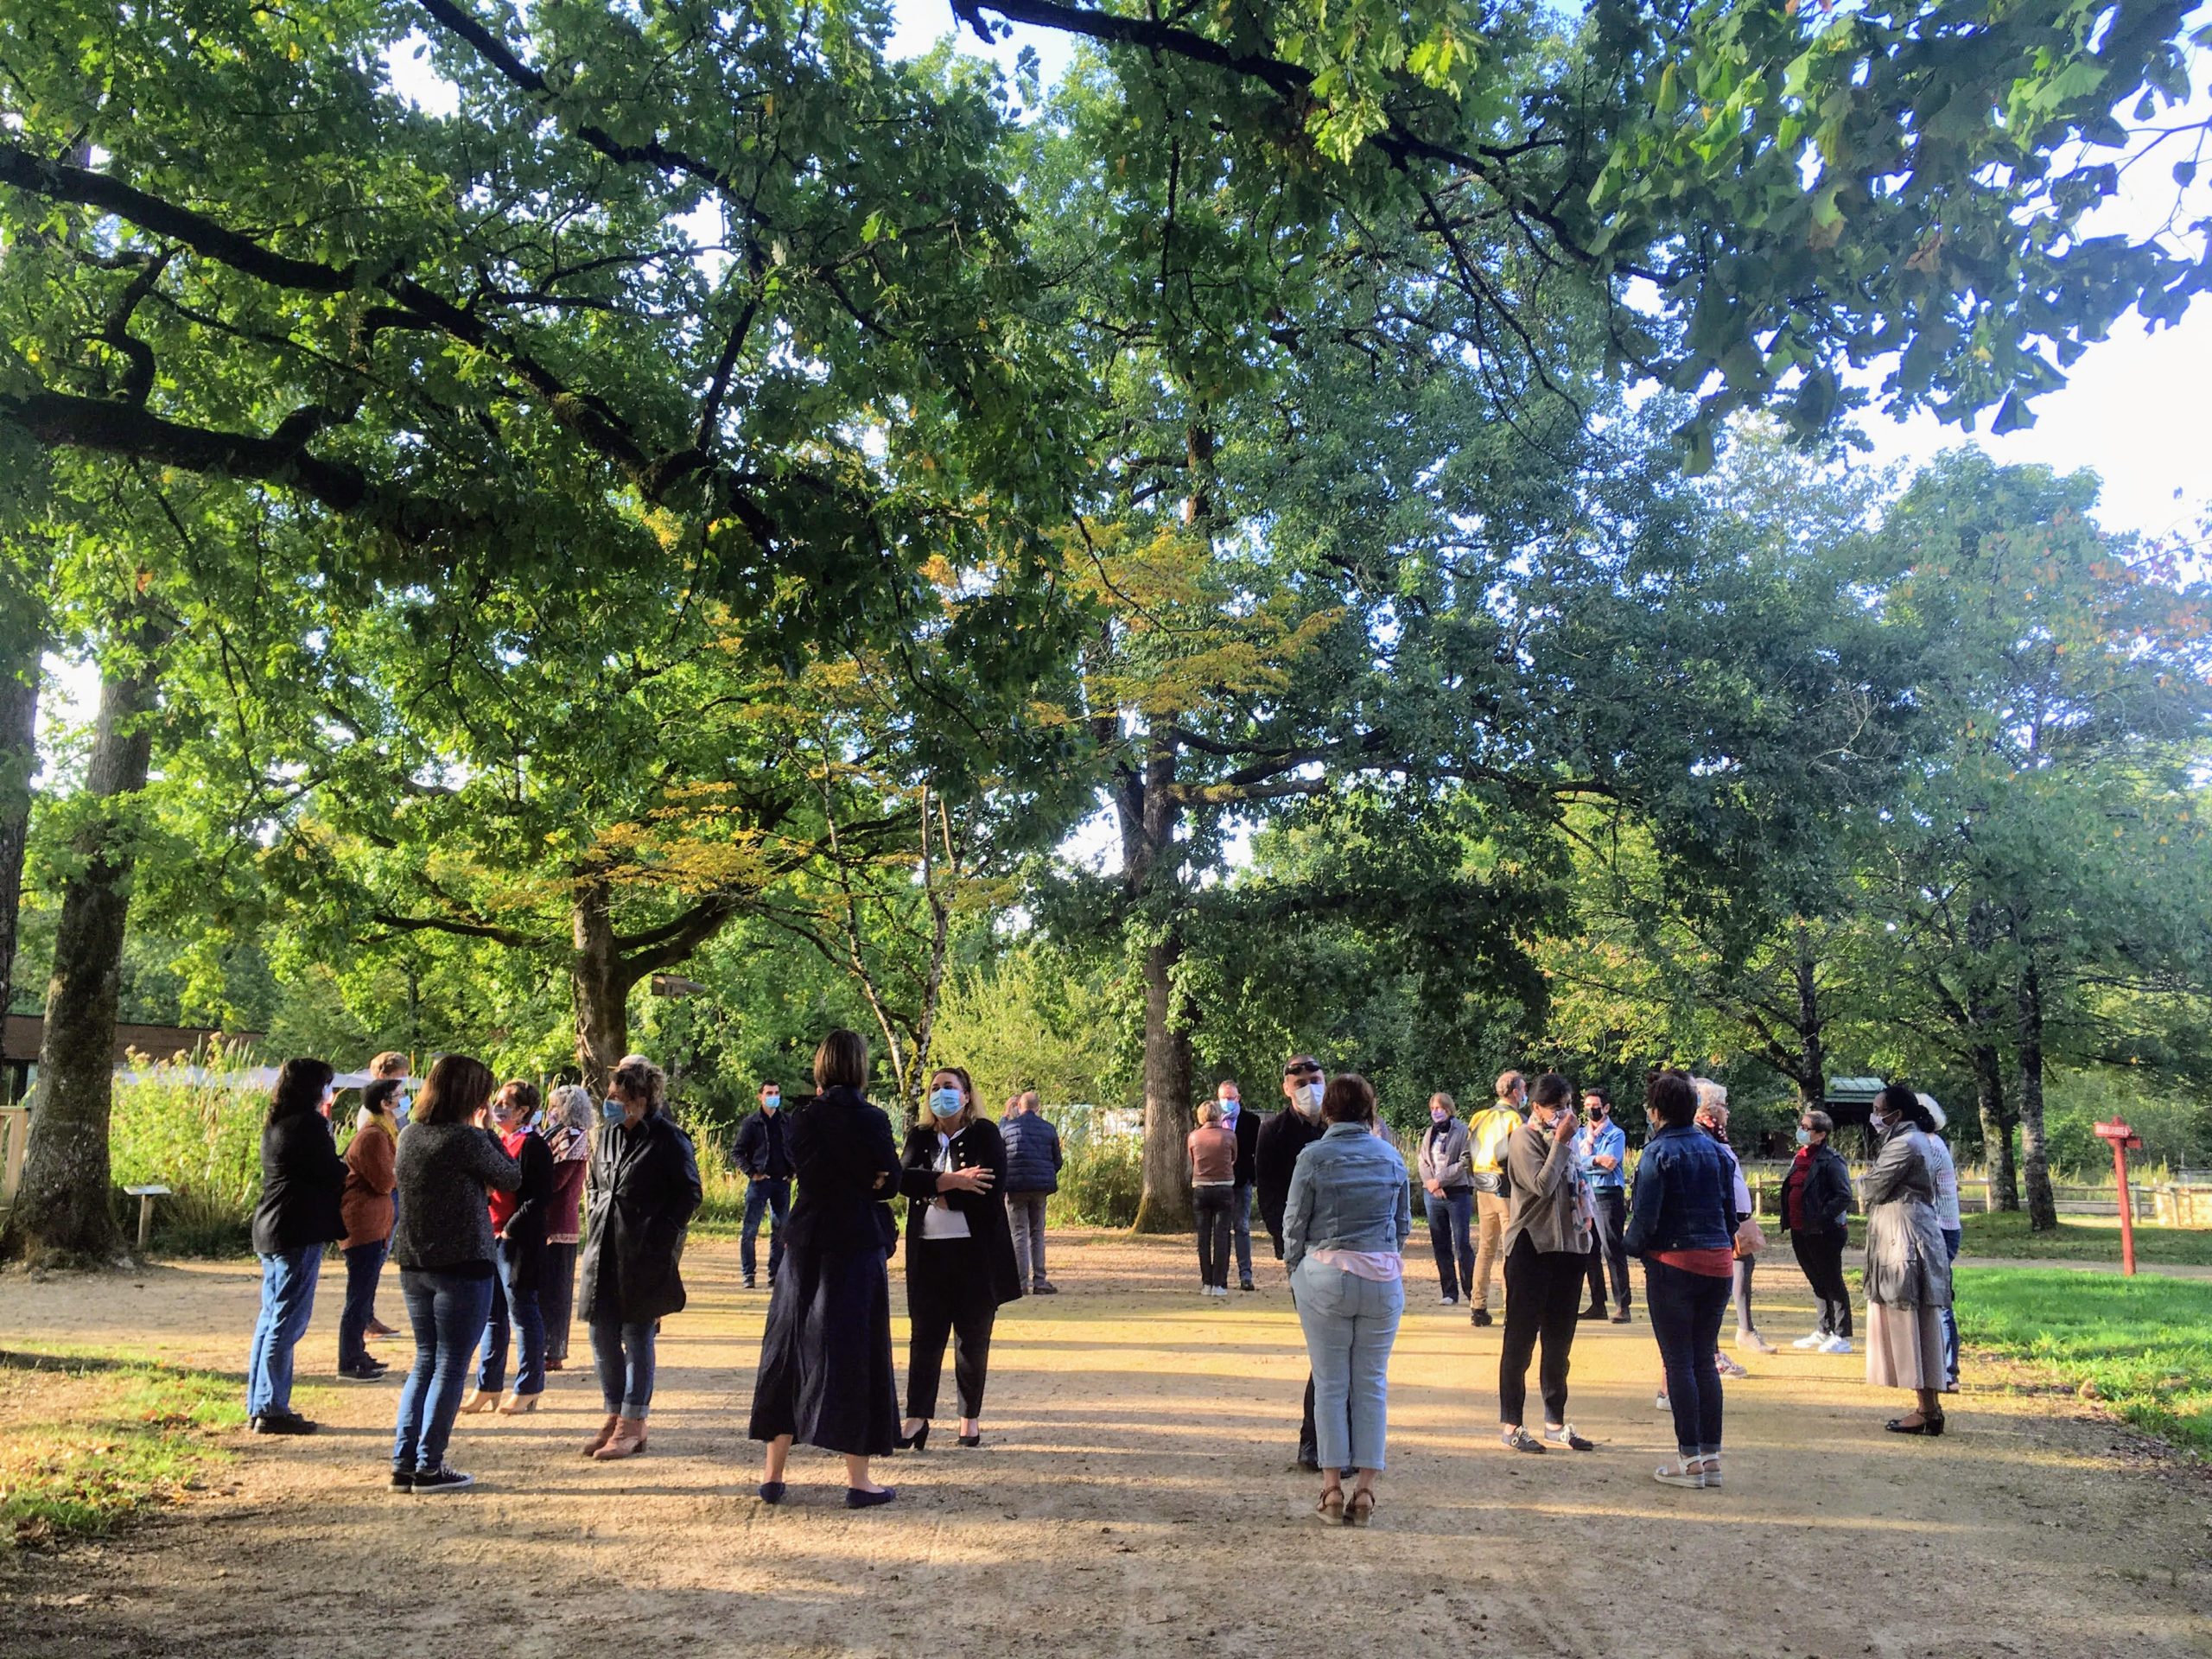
top-left (1817, 1333), bottom-right (1853, 1355)
top-left (1714, 1353), bottom-right (1749, 1378)
top-left (1790, 1332), bottom-right (1827, 1350)
top-left (410, 1465), bottom-right (475, 1493)
top-left (1542, 1423), bottom-right (1594, 1451)
top-left (1655, 1391), bottom-right (1671, 1412)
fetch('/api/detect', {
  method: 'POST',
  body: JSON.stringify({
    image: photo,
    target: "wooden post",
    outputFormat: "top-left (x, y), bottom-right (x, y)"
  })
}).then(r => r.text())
top-left (124, 1184), bottom-right (169, 1255)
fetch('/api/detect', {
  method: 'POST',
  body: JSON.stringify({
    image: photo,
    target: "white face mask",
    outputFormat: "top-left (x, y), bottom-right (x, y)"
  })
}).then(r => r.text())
top-left (1293, 1080), bottom-right (1325, 1116)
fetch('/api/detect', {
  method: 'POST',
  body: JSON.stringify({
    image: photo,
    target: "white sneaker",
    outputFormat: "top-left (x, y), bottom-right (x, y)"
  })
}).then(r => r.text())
top-left (1790, 1332), bottom-right (1826, 1350)
top-left (1713, 1353), bottom-right (1749, 1378)
top-left (1818, 1333), bottom-right (1853, 1355)
top-left (1655, 1391), bottom-right (1671, 1412)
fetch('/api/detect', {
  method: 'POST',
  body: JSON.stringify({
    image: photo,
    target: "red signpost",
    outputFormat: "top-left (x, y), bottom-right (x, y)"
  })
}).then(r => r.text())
top-left (2094, 1119), bottom-right (2145, 1276)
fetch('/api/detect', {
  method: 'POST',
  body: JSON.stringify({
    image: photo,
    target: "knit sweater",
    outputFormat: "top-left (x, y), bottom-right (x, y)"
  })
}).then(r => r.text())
top-left (390, 1122), bottom-right (521, 1274)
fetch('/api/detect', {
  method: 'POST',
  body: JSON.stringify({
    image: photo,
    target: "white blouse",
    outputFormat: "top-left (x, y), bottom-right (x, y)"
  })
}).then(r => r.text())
top-left (919, 1132), bottom-right (971, 1239)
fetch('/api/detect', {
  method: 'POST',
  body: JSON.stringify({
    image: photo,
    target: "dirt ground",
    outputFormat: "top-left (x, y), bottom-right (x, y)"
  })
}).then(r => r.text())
top-left (3, 1230), bottom-right (2207, 1659)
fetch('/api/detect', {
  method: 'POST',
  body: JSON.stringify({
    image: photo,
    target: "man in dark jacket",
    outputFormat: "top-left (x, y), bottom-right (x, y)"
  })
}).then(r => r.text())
top-left (1000, 1090), bottom-right (1063, 1294)
top-left (734, 1080), bottom-right (793, 1289)
top-left (1214, 1080), bottom-right (1262, 1291)
top-left (1780, 1108), bottom-right (1856, 1345)
top-left (1255, 1052), bottom-right (1330, 1470)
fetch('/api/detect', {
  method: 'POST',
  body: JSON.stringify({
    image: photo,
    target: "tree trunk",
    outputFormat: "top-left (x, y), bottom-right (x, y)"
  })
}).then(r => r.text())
top-left (1791, 925), bottom-right (1825, 1108)
top-left (0, 639), bottom-right (36, 1028)
top-left (1122, 733), bottom-right (1193, 1234)
top-left (1971, 1039), bottom-right (2016, 1211)
top-left (2015, 958), bottom-right (2057, 1230)
top-left (570, 879), bottom-right (629, 1100)
top-left (0, 630), bottom-right (160, 1266)
top-left (1131, 926), bottom-right (1195, 1233)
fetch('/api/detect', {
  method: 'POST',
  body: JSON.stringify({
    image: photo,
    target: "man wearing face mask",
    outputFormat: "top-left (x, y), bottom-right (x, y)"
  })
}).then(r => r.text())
top-left (735, 1080), bottom-right (794, 1291)
top-left (1257, 1054), bottom-right (1331, 1470)
top-left (1463, 1072), bottom-right (1527, 1328)
top-left (1216, 1080), bottom-right (1262, 1292)
top-left (1577, 1088), bottom-right (1631, 1323)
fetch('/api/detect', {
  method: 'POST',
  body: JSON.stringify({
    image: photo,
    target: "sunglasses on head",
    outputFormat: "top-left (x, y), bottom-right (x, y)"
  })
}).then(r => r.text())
top-left (1284, 1063), bottom-right (1322, 1079)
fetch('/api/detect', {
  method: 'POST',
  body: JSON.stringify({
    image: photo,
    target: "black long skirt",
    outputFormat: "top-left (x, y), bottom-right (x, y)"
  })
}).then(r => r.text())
top-left (747, 1243), bottom-right (899, 1456)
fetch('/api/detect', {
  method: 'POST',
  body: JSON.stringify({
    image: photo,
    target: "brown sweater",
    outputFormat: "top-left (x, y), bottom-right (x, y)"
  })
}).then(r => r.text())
top-left (1187, 1124), bottom-right (1237, 1185)
top-left (340, 1117), bottom-right (397, 1249)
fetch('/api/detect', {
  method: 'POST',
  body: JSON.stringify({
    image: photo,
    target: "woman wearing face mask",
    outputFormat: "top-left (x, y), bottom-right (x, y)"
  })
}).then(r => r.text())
top-left (1418, 1093), bottom-right (1478, 1307)
top-left (1257, 1055), bottom-right (1332, 1469)
top-left (750, 1029), bottom-right (906, 1507)
top-left (1496, 1073), bottom-right (1597, 1455)
top-left (1691, 1083), bottom-right (1770, 1370)
top-left (458, 1079), bottom-right (555, 1416)
top-left (1780, 1110), bottom-right (1855, 1352)
top-left (1917, 1096), bottom-right (1963, 1390)
top-left (575, 1054), bottom-right (703, 1461)
top-left (540, 1083), bottom-right (595, 1371)
top-left (1861, 1084), bottom-right (1953, 1434)
top-left (896, 1065), bottom-right (1020, 1450)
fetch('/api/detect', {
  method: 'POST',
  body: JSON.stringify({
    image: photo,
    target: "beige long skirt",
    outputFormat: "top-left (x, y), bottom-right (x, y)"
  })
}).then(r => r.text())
top-left (1866, 1300), bottom-right (1947, 1389)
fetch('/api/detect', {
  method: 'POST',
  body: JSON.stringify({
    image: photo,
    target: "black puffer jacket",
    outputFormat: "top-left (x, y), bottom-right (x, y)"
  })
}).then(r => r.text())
top-left (251, 1111), bottom-right (349, 1255)
top-left (577, 1111), bottom-right (702, 1325)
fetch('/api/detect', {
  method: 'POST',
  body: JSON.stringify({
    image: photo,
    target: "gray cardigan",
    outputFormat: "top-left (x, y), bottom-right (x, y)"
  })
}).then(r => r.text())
top-left (390, 1121), bottom-right (521, 1273)
top-left (1417, 1118), bottom-right (1473, 1190)
top-left (1501, 1116), bottom-right (1592, 1258)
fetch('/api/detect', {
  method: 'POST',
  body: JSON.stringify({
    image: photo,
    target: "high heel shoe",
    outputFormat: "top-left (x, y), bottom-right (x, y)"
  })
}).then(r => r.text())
top-left (498, 1391), bottom-right (539, 1415)
top-left (1314, 1488), bottom-right (1344, 1524)
top-left (896, 1423), bottom-right (930, 1452)
top-left (1344, 1489), bottom-right (1376, 1528)
top-left (456, 1389), bottom-right (499, 1415)
top-left (957, 1431), bottom-right (982, 1448)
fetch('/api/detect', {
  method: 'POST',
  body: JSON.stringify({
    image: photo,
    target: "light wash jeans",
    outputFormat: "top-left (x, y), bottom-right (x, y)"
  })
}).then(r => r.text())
top-left (1290, 1258), bottom-right (1404, 1471)
top-left (246, 1246), bottom-right (322, 1417)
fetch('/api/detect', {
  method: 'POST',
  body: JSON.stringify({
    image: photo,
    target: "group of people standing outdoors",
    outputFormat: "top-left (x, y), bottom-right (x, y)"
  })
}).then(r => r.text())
top-left (245, 1031), bottom-right (1960, 1513)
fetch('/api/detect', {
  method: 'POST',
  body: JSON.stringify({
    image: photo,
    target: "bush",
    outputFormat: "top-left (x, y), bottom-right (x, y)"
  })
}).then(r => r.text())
top-left (108, 1041), bottom-right (267, 1256)
top-left (1049, 1128), bottom-right (1143, 1228)
top-left (686, 1122), bottom-right (751, 1234)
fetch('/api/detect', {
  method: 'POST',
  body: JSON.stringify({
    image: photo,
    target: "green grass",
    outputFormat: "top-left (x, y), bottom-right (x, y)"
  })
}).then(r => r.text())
top-left (1957, 1210), bottom-right (2212, 1267)
top-left (1955, 1267), bottom-right (2212, 1457)
top-left (0, 1350), bottom-right (245, 1549)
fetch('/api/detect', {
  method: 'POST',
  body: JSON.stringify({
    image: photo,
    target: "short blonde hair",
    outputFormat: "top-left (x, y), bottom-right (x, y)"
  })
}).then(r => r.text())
top-left (1495, 1071), bottom-right (1524, 1102)
top-left (1198, 1100), bottom-right (1223, 1124)
top-left (370, 1051), bottom-right (410, 1079)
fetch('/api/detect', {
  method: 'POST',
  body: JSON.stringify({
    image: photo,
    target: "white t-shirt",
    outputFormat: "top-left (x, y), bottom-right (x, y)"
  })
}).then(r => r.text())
top-left (918, 1132), bottom-right (972, 1239)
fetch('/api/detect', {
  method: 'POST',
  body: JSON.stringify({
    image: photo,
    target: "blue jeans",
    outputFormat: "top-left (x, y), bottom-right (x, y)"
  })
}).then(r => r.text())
top-left (1230, 1181), bottom-right (1255, 1284)
top-left (1940, 1226), bottom-right (1961, 1384)
top-left (338, 1239), bottom-right (389, 1370)
top-left (1290, 1259), bottom-right (1404, 1471)
top-left (245, 1246), bottom-right (322, 1417)
top-left (394, 1268), bottom-right (494, 1473)
top-left (591, 1318), bottom-right (658, 1417)
top-left (1423, 1188), bottom-right (1475, 1298)
top-left (742, 1177), bottom-right (790, 1283)
top-left (476, 1239), bottom-right (546, 1396)
top-left (1646, 1258), bottom-right (1731, 1459)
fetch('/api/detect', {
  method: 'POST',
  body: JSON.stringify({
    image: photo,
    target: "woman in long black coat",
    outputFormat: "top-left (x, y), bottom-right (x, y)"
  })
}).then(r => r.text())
top-left (749, 1028), bottom-right (940, 1509)
top-left (898, 1065), bottom-right (1022, 1450)
top-left (575, 1054), bottom-right (701, 1461)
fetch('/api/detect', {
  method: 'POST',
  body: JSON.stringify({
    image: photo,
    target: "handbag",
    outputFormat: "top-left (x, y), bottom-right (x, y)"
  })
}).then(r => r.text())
top-left (1733, 1214), bottom-right (1768, 1259)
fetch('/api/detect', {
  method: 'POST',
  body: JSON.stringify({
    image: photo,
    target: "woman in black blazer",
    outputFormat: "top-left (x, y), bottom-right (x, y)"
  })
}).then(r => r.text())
top-left (749, 1029), bottom-right (910, 1508)
top-left (898, 1065), bottom-right (1022, 1450)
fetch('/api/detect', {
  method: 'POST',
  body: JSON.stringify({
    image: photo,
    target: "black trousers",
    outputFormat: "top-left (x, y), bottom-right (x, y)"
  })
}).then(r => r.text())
top-left (1286, 1270), bottom-right (1319, 1463)
top-left (1791, 1230), bottom-right (1853, 1338)
top-left (1194, 1185), bottom-right (1235, 1288)
top-left (1498, 1236), bottom-right (1586, 1427)
top-left (1583, 1188), bottom-right (1630, 1312)
top-left (906, 1235), bottom-right (998, 1421)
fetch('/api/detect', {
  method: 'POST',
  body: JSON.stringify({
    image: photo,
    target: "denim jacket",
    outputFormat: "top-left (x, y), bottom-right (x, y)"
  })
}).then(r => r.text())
top-left (1623, 1124), bottom-right (1736, 1257)
top-left (1283, 1122), bottom-right (1413, 1274)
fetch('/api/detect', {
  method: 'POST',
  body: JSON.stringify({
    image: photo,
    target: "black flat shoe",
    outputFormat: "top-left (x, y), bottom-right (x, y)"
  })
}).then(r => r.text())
top-left (758, 1481), bottom-right (786, 1504)
top-left (1884, 1414), bottom-right (1946, 1436)
top-left (897, 1423), bottom-right (930, 1452)
top-left (845, 1485), bottom-right (898, 1509)
top-left (1577, 1306), bottom-right (1608, 1321)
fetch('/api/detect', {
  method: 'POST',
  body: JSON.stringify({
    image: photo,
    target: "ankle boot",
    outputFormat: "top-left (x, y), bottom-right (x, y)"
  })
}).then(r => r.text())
top-left (582, 1413), bottom-right (621, 1458)
top-left (499, 1390), bottom-right (539, 1415)
top-left (593, 1416), bottom-right (648, 1459)
top-left (456, 1388), bottom-right (499, 1414)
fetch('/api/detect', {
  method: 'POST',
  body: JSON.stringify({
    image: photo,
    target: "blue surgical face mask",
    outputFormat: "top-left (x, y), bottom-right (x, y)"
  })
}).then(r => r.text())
top-left (601, 1096), bottom-right (623, 1123)
top-left (1796, 1128), bottom-right (1814, 1147)
top-left (762, 1093), bottom-right (780, 1111)
top-left (929, 1088), bottom-right (964, 1119)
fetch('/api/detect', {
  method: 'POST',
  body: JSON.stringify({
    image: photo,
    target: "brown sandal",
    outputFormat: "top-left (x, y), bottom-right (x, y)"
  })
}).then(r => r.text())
top-left (1345, 1489), bottom-right (1376, 1528)
top-left (1315, 1488), bottom-right (1344, 1523)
